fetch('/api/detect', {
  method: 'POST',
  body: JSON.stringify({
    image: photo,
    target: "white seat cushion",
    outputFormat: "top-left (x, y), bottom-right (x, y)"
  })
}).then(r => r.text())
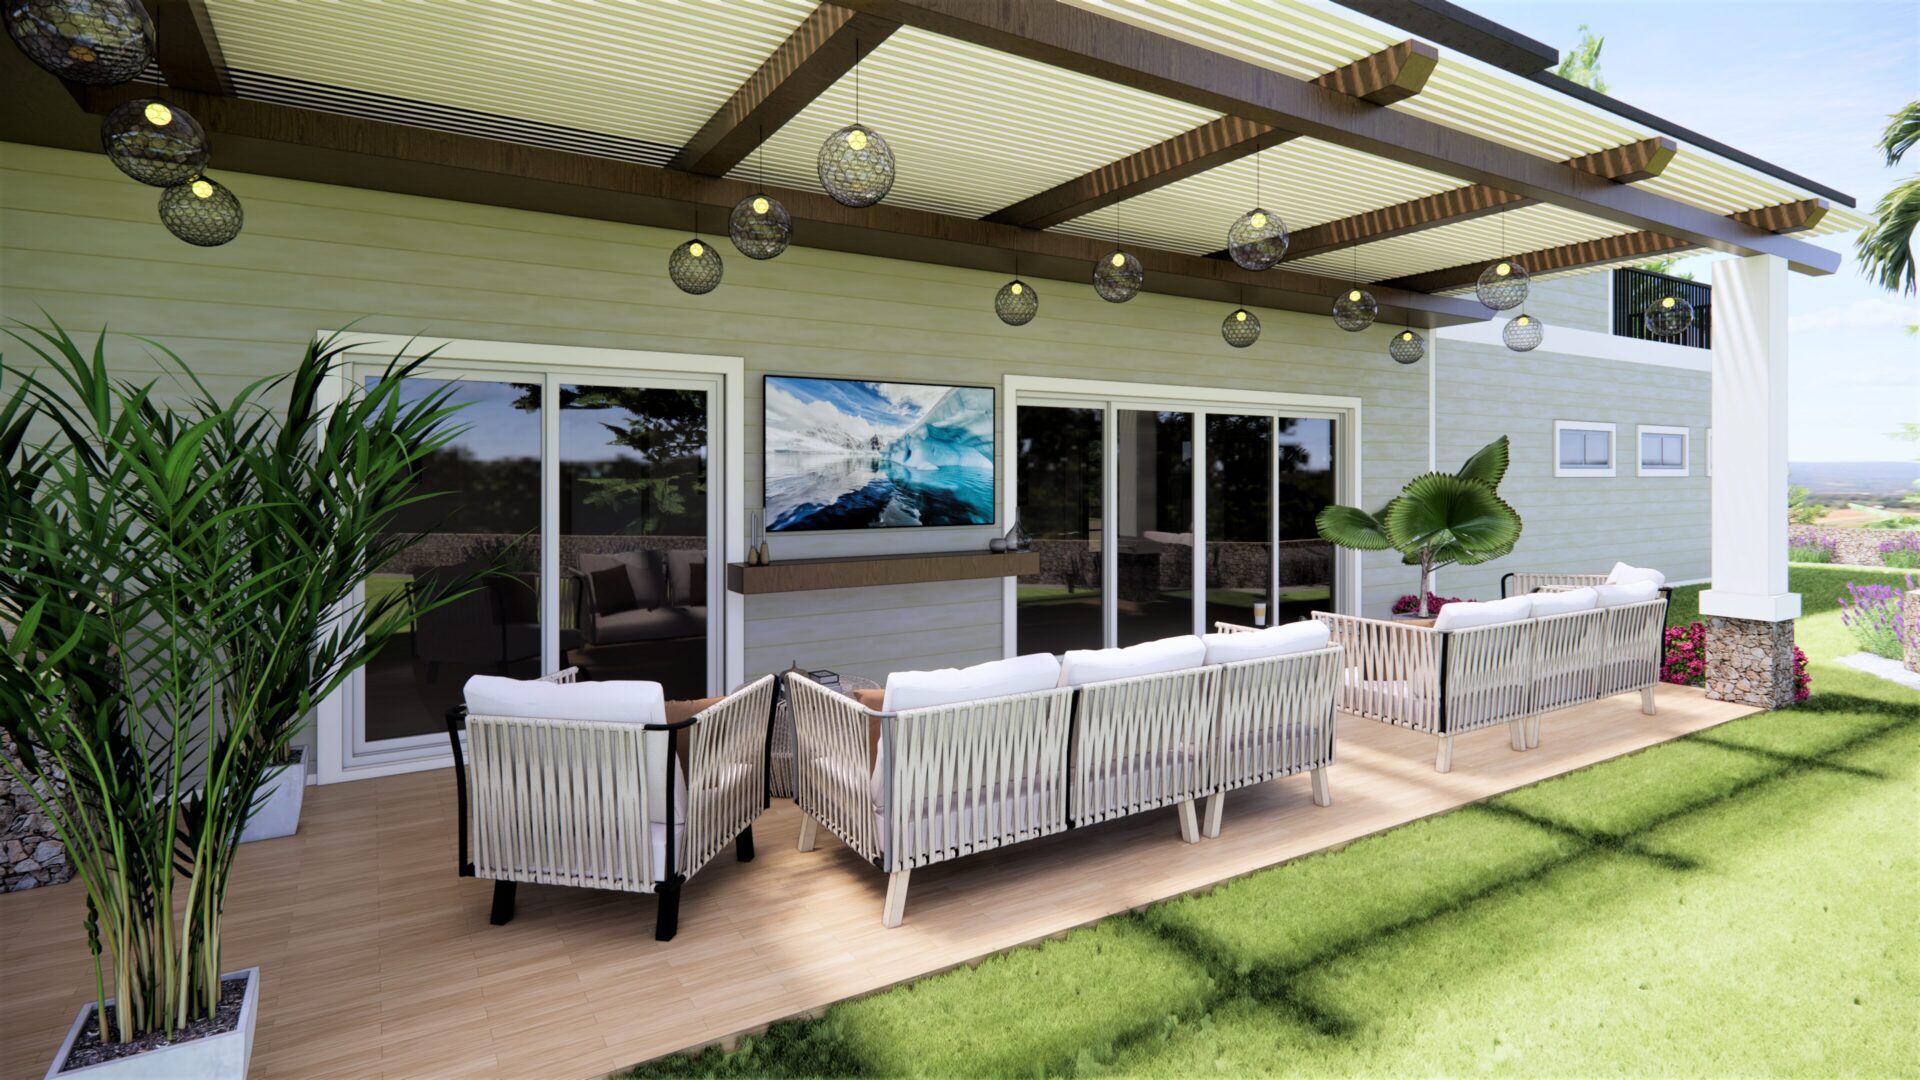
top-left (1432, 594), bottom-right (1534, 632)
top-left (1605, 562), bottom-right (1667, 589)
top-left (1594, 580), bottom-right (1661, 607)
top-left (883, 653), bottom-right (1063, 712)
top-left (1530, 587), bottom-right (1600, 618)
top-left (1058, 635), bottom-right (1207, 687)
top-left (1202, 620), bottom-right (1331, 665)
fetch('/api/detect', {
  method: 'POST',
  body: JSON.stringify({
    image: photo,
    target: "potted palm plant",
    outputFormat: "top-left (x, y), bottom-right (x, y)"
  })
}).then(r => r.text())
top-left (0, 323), bottom-right (483, 1078)
top-left (1315, 436), bottom-right (1522, 615)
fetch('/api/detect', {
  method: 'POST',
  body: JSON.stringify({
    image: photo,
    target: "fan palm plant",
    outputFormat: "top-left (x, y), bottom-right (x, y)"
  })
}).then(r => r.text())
top-left (1857, 100), bottom-right (1919, 297)
top-left (1315, 436), bottom-right (1522, 610)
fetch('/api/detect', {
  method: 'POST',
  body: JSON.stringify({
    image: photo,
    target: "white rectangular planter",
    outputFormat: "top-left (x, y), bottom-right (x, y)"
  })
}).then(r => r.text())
top-left (46, 967), bottom-right (259, 1080)
top-left (239, 745), bottom-right (308, 844)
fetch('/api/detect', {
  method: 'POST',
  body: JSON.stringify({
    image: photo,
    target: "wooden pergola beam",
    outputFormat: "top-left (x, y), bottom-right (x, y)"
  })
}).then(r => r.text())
top-left (35, 77), bottom-right (1485, 326)
top-left (669, 6), bottom-right (899, 177)
top-left (1378, 231), bottom-right (1691, 294)
top-left (1310, 39), bottom-right (1439, 106)
top-left (828, 0), bottom-right (1838, 275)
top-left (1730, 198), bottom-right (1829, 233)
top-left (150, 0), bottom-right (231, 95)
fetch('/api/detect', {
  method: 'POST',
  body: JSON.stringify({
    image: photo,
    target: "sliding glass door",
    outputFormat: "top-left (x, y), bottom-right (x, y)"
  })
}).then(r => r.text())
top-left (1014, 405), bottom-right (1104, 655)
top-left (1116, 410), bottom-right (1194, 646)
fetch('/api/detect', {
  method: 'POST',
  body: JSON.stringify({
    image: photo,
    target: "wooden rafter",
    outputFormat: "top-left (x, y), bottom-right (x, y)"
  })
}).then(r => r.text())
top-left (1310, 39), bottom-right (1439, 106)
top-left (669, 6), bottom-right (899, 177)
top-left (150, 0), bottom-right (231, 95)
top-left (1730, 198), bottom-right (1829, 234)
top-left (827, 0), bottom-right (1838, 274)
top-left (1378, 232), bottom-right (1690, 294)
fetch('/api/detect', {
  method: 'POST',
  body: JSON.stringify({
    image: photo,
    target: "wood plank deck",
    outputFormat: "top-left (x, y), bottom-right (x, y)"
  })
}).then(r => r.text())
top-left (0, 685), bottom-right (1756, 1079)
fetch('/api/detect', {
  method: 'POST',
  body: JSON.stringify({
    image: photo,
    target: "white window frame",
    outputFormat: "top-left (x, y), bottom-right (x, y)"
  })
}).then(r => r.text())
top-left (1554, 420), bottom-right (1616, 478)
top-left (1637, 424), bottom-right (1691, 478)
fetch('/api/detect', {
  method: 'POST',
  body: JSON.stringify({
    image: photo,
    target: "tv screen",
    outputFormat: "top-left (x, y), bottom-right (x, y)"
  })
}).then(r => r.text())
top-left (764, 376), bottom-right (995, 532)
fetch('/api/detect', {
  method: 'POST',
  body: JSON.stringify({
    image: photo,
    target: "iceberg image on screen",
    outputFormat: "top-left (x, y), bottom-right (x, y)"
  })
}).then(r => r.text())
top-left (765, 376), bottom-right (994, 531)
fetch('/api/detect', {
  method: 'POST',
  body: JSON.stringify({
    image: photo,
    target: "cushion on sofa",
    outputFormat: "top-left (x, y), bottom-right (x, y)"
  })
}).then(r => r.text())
top-left (591, 605), bottom-right (706, 646)
top-left (1594, 580), bottom-right (1661, 607)
top-left (1058, 635), bottom-right (1207, 687)
top-left (580, 550), bottom-right (666, 611)
top-left (665, 548), bottom-right (707, 607)
top-left (1432, 594), bottom-right (1535, 632)
top-left (883, 653), bottom-right (1064, 712)
top-left (1605, 561), bottom-right (1666, 588)
top-left (1530, 587), bottom-right (1599, 618)
top-left (462, 675), bottom-right (681, 823)
top-left (1201, 620), bottom-right (1331, 665)
top-left (589, 566), bottom-right (638, 615)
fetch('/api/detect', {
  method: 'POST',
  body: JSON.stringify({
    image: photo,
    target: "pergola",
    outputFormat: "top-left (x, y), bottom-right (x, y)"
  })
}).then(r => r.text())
top-left (2, 0), bottom-right (1865, 701)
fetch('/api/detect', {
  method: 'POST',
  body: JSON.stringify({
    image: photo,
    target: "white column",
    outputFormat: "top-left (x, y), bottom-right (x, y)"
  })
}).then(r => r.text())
top-left (1699, 254), bottom-right (1800, 623)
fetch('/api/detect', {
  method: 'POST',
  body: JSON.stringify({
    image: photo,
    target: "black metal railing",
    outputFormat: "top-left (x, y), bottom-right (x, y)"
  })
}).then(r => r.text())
top-left (1613, 266), bottom-right (1711, 349)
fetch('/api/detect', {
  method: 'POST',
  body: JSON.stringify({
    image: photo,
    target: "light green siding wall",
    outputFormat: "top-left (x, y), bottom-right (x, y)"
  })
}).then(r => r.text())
top-left (1515, 271), bottom-right (1612, 334)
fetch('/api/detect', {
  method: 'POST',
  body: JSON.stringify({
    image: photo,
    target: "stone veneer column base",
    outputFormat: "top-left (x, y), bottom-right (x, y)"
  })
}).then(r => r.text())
top-left (1704, 616), bottom-right (1798, 709)
top-left (1903, 590), bottom-right (1919, 675)
top-left (4, 734), bottom-right (73, 891)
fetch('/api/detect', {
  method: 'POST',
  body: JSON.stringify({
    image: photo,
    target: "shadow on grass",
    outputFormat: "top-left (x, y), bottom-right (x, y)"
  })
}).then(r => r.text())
top-left (628, 696), bottom-right (1919, 1079)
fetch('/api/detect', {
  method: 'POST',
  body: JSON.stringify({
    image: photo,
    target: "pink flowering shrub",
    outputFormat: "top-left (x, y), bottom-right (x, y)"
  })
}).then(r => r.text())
top-left (1792, 646), bottom-right (1812, 703)
top-left (1662, 621), bottom-right (1707, 686)
top-left (1392, 593), bottom-right (1465, 616)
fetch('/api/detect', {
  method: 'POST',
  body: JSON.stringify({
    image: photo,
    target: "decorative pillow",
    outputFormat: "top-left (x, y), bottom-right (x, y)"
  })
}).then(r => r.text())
top-left (883, 653), bottom-right (1064, 712)
top-left (1201, 621), bottom-right (1331, 665)
top-left (1605, 561), bottom-right (1666, 589)
top-left (1594, 580), bottom-right (1661, 607)
top-left (1058, 635), bottom-right (1207, 687)
top-left (1530, 587), bottom-right (1599, 618)
top-left (1432, 594), bottom-right (1535, 632)
top-left (579, 551), bottom-right (666, 611)
top-left (462, 675), bottom-right (678, 824)
top-left (589, 566), bottom-right (638, 615)
top-left (666, 549), bottom-right (707, 608)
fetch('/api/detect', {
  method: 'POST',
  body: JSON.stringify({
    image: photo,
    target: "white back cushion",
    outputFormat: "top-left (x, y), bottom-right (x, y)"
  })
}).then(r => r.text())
top-left (1202, 620), bottom-right (1331, 665)
top-left (1605, 562), bottom-right (1666, 588)
top-left (463, 676), bottom-right (679, 824)
top-left (884, 652), bottom-right (1063, 712)
top-left (1058, 635), bottom-right (1207, 688)
top-left (1432, 594), bottom-right (1535, 632)
top-left (1530, 587), bottom-right (1600, 618)
top-left (1594, 580), bottom-right (1661, 607)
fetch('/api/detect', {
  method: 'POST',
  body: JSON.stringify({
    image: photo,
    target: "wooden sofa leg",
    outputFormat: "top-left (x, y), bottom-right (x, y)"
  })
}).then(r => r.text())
top-left (797, 815), bottom-right (818, 852)
top-left (1203, 792), bottom-right (1225, 839)
top-left (1641, 686), bottom-right (1658, 715)
top-left (488, 880), bottom-right (516, 926)
top-left (1435, 736), bottom-right (1454, 774)
top-left (1310, 767), bottom-right (1331, 807)
top-left (1509, 719), bottom-right (1528, 752)
top-left (654, 878), bottom-right (682, 942)
top-left (882, 870), bottom-right (911, 929)
top-left (1177, 799), bottom-right (1200, 844)
top-left (736, 824), bottom-right (755, 863)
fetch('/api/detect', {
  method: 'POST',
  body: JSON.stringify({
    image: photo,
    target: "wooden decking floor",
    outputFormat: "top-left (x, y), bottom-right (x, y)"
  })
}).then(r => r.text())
top-left (0, 685), bottom-right (1756, 1079)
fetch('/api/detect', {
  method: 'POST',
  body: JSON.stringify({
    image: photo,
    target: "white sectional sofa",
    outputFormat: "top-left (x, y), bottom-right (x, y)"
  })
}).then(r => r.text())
top-left (789, 626), bottom-right (1343, 927)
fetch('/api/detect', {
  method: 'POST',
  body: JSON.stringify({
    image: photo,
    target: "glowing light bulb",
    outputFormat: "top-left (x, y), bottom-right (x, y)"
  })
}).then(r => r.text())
top-left (1250, 212), bottom-right (1267, 228)
top-left (1517, 315), bottom-right (1530, 325)
top-left (689, 242), bottom-right (705, 258)
top-left (1010, 282), bottom-right (1023, 295)
top-left (847, 128), bottom-right (868, 151)
top-left (752, 197), bottom-right (770, 215)
top-left (1235, 310), bottom-right (1248, 322)
top-left (1496, 262), bottom-right (1511, 276)
top-left (1402, 331), bottom-right (1413, 341)
top-left (1662, 297), bottom-right (1676, 308)
top-left (1348, 290), bottom-right (1361, 301)
top-left (144, 102), bottom-right (173, 126)
top-left (1110, 253), bottom-right (1125, 268)
top-left (190, 179), bottom-right (214, 199)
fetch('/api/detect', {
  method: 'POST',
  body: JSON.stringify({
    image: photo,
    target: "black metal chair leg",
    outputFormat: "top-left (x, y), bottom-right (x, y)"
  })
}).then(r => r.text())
top-left (654, 878), bottom-right (682, 942)
top-left (489, 880), bottom-right (517, 926)
top-left (736, 825), bottom-right (755, 863)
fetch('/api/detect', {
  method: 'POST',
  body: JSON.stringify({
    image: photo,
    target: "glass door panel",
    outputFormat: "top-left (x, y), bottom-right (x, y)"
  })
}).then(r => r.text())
top-left (1205, 414), bottom-right (1273, 630)
top-left (1276, 418), bottom-right (1337, 624)
top-left (363, 377), bottom-right (541, 744)
top-left (557, 384), bottom-right (710, 699)
top-left (1015, 405), bottom-right (1103, 655)
top-left (1116, 410), bottom-right (1193, 646)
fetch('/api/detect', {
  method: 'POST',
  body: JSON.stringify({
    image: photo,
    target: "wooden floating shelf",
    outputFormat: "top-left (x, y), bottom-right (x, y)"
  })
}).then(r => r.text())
top-left (726, 550), bottom-right (1040, 595)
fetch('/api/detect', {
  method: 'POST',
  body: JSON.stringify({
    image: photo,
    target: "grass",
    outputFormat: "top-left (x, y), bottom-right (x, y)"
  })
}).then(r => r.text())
top-left (1665, 562), bottom-right (1915, 626)
top-left (629, 580), bottom-right (1920, 1077)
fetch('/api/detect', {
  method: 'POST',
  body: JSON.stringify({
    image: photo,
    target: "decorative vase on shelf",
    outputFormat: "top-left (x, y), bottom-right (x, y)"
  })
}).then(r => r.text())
top-left (1005, 516), bottom-right (1030, 553)
top-left (746, 509), bottom-right (766, 566)
top-left (989, 537), bottom-right (1008, 553)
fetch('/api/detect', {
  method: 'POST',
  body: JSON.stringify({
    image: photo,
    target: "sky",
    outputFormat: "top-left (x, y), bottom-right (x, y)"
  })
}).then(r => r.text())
top-left (1467, 0), bottom-right (1920, 462)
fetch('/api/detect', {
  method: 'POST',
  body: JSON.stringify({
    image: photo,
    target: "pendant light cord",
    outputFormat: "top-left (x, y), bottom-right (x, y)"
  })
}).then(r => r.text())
top-left (853, 38), bottom-right (861, 125)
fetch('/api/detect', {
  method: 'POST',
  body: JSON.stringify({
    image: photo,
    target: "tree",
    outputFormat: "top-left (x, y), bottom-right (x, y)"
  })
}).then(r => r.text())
top-left (1554, 25), bottom-right (1608, 94)
top-left (1857, 101), bottom-right (1920, 297)
top-left (1788, 484), bottom-right (1829, 524)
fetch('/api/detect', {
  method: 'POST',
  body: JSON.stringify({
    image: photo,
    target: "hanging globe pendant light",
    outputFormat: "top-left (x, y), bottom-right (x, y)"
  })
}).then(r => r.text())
top-left (728, 192), bottom-right (790, 259)
top-left (158, 175), bottom-right (241, 246)
top-left (1222, 307), bottom-right (1261, 348)
top-left (1389, 328), bottom-right (1426, 365)
top-left (1227, 207), bottom-right (1288, 270)
top-left (1475, 259), bottom-right (1530, 311)
top-left (100, 97), bottom-right (208, 186)
top-left (1502, 312), bottom-right (1544, 352)
top-left (1332, 288), bottom-right (1378, 332)
top-left (815, 39), bottom-right (893, 208)
top-left (1092, 249), bottom-right (1143, 303)
top-left (4, 0), bottom-right (154, 85)
top-left (669, 237), bottom-right (723, 294)
top-left (1643, 294), bottom-right (1695, 336)
top-left (995, 278), bottom-right (1038, 325)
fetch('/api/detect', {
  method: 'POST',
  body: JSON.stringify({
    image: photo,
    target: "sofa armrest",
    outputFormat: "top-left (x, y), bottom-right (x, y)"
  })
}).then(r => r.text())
top-left (789, 674), bottom-right (885, 863)
top-left (681, 674), bottom-right (777, 880)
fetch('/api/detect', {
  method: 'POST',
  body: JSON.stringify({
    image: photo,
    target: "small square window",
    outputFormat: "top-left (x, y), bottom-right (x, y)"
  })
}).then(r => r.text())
top-left (1637, 426), bottom-right (1690, 477)
top-left (1555, 421), bottom-right (1615, 477)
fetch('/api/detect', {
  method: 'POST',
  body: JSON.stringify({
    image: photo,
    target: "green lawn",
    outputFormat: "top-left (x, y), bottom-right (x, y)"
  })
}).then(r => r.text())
top-left (631, 569), bottom-right (1919, 1079)
top-left (1665, 562), bottom-right (1913, 626)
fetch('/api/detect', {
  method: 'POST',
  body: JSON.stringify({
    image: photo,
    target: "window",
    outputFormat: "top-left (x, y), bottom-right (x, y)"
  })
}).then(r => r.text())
top-left (1554, 420), bottom-right (1616, 477)
top-left (1637, 425), bottom-right (1690, 477)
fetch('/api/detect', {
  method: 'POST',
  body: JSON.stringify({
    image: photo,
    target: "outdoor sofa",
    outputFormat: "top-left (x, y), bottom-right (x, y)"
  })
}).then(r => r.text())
top-left (788, 622), bottom-right (1343, 928)
top-left (446, 668), bottom-right (777, 940)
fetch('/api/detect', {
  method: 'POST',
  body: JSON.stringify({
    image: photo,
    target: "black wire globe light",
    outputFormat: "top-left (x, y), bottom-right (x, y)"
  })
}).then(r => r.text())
top-left (4, 0), bottom-right (153, 85)
top-left (1227, 207), bottom-right (1288, 271)
top-left (1222, 307), bottom-right (1261, 348)
top-left (100, 97), bottom-right (208, 186)
top-left (1093, 249), bottom-right (1143, 303)
top-left (816, 40), bottom-right (894, 208)
top-left (1332, 287), bottom-right (1378, 332)
top-left (728, 192), bottom-right (790, 259)
top-left (1643, 294), bottom-right (1695, 336)
top-left (1388, 328), bottom-right (1426, 365)
top-left (158, 176), bottom-right (241, 246)
top-left (1475, 258), bottom-right (1530, 311)
top-left (1502, 312), bottom-right (1544, 352)
top-left (995, 278), bottom-right (1038, 325)
top-left (669, 237), bottom-right (723, 294)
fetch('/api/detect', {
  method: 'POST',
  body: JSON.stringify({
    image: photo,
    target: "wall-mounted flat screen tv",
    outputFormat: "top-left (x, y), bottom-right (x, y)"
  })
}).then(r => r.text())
top-left (764, 376), bottom-right (995, 531)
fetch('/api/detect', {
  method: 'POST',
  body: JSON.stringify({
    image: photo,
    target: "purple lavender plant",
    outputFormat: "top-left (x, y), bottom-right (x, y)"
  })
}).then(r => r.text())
top-left (1789, 537), bottom-right (1838, 563)
top-left (1877, 532), bottom-right (1920, 569)
top-left (1838, 573), bottom-right (1917, 660)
